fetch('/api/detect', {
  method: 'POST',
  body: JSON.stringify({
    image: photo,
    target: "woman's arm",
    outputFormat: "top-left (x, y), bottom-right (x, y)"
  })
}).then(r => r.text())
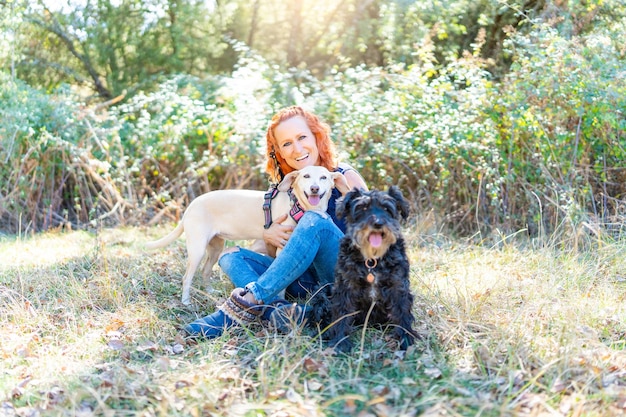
top-left (262, 213), bottom-right (294, 257)
top-left (344, 169), bottom-right (368, 191)
top-left (339, 162), bottom-right (368, 191)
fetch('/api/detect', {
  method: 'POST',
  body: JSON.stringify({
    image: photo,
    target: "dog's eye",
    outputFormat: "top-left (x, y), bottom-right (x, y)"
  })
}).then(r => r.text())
top-left (353, 201), bottom-right (369, 213)
top-left (382, 202), bottom-right (397, 216)
top-left (303, 174), bottom-right (310, 179)
top-left (320, 176), bottom-right (327, 180)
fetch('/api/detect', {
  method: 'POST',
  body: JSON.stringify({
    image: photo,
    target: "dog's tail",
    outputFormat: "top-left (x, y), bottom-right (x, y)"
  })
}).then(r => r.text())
top-left (145, 223), bottom-right (184, 250)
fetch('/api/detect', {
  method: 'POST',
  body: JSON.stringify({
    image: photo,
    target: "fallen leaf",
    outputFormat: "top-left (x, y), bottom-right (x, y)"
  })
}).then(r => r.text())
top-left (175, 380), bottom-right (193, 390)
top-left (1, 403), bottom-right (15, 415)
top-left (343, 398), bottom-right (357, 414)
top-left (107, 339), bottom-right (124, 350)
top-left (269, 389), bottom-right (286, 399)
top-left (105, 330), bottom-right (123, 339)
top-left (307, 379), bottom-right (323, 391)
top-left (372, 403), bottom-right (393, 417)
top-left (99, 370), bottom-right (115, 387)
top-left (46, 386), bottom-right (64, 405)
top-left (222, 348), bottom-right (238, 356)
top-left (174, 334), bottom-right (186, 346)
top-left (286, 388), bottom-right (302, 404)
top-left (137, 341), bottom-right (158, 352)
top-left (322, 347), bottom-right (336, 356)
top-left (105, 318), bottom-right (125, 333)
top-left (156, 356), bottom-right (170, 371)
top-left (11, 388), bottom-right (23, 399)
top-left (424, 367), bottom-right (442, 379)
top-left (401, 377), bottom-right (416, 385)
top-left (370, 385), bottom-right (390, 396)
top-left (559, 394), bottom-right (576, 414)
top-left (303, 357), bottom-right (327, 375)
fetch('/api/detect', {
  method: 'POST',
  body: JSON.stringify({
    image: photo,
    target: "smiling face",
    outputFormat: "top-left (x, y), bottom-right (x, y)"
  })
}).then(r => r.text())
top-left (273, 116), bottom-right (321, 170)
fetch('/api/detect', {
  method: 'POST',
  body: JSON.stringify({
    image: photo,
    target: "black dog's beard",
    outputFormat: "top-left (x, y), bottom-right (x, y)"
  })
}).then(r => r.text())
top-left (352, 224), bottom-right (398, 260)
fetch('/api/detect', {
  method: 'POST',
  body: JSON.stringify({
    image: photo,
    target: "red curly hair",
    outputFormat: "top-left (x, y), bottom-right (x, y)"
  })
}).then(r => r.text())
top-left (265, 106), bottom-right (338, 183)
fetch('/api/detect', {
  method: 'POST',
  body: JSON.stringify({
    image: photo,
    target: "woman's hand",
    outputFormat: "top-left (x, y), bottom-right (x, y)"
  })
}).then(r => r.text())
top-left (263, 213), bottom-right (295, 256)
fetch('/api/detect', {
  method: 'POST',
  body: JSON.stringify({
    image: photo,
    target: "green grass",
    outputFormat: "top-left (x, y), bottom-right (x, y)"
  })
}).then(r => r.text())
top-left (1, 226), bottom-right (625, 416)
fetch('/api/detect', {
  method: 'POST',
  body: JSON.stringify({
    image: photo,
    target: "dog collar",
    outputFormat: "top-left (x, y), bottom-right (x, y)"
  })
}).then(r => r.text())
top-left (365, 258), bottom-right (377, 283)
top-left (288, 189), bottom-right (305, 223)
top-left (263, 185), bottom-right (280, 229)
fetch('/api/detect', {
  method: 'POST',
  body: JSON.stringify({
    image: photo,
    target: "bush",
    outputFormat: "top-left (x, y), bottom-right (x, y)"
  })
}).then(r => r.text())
top-left (0, 75), bottom-right (124, 233)
top-left (105, 61), bottom-right (283, 218)
top-left (304, 54), bottom-right (502, 235)
top-left (1, 20), bottom-right (624, 242)
top-left (493, 23), bottom-right (626, 240)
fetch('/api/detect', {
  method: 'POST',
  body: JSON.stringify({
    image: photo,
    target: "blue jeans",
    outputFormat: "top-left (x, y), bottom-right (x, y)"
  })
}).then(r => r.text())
top-left (218, 211), bottom-right (343, 303)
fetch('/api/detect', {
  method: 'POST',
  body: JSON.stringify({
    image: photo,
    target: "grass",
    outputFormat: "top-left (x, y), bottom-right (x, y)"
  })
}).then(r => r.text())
top-left (1, 225), bottom-right (625, 416)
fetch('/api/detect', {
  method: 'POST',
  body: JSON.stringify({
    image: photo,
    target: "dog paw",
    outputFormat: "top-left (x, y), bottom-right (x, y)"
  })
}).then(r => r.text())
top-left (398, 332), bottom-right (416, 351)
top-left (330, 337), bottom-right (353, 354)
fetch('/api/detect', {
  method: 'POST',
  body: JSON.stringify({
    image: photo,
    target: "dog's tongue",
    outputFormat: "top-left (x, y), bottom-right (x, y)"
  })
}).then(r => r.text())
top-left (369, 232), bottom-right (383, 248)
top-left (308, 194), bottom-right (321, 206)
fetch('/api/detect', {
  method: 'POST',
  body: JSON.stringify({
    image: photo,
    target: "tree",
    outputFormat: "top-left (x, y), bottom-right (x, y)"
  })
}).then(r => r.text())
top-left (9, 0), bottom-right (234, 99)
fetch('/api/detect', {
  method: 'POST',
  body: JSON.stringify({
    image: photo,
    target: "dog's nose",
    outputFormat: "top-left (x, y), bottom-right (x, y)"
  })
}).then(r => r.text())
top-left (310, 185), bottom-right (319, 194)
top-left (372, 216), bottom-right (384, 228)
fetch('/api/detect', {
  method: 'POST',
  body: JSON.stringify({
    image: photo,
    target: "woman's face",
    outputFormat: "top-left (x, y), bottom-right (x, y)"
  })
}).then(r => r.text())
top-left (273, 115), bottom-right (320, 170)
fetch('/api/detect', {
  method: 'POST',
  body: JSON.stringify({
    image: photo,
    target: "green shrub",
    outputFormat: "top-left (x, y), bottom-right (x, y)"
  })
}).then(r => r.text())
top-left (493, 23), bottom-right (626, 240)
top-left (2, 20), bottom-right (624, 241)
top-left (305, 57), bottom-right (501, 235)
top-left (0, 74), bottom-right (124, 233)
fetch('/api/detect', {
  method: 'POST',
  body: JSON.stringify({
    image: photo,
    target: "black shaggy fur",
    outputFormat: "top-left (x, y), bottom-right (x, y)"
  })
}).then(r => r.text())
top-left (329, 186), bottom-right (417, 352)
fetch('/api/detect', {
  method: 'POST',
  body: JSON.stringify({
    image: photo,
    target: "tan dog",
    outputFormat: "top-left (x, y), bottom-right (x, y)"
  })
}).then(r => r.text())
top-left (146, 165), bottom-right (349, 305)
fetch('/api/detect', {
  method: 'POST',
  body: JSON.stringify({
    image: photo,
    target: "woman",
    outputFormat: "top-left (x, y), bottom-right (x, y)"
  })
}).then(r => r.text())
top-left (185, 106), bottom-right (367, 338)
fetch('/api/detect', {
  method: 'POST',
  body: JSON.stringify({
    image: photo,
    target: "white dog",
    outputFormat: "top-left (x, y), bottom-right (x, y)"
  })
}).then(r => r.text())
top-left (146, 165), bottom-right (349, 305)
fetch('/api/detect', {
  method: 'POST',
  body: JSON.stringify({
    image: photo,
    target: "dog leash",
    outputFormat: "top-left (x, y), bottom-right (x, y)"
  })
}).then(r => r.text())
top-left (263, 185), bottom-right (305, 229)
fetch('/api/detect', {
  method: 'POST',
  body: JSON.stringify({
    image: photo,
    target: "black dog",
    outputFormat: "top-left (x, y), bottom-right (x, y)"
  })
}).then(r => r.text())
top-left (329, 186), bottom-right (416, 353)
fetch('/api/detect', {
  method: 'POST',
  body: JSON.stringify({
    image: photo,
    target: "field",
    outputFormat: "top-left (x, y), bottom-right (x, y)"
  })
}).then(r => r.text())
top-left (1, 226), bottom-right (625, 416)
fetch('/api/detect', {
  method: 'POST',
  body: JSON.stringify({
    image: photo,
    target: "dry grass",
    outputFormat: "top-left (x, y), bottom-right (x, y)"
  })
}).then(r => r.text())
top-left (1, 226), bottom-right (625, 416)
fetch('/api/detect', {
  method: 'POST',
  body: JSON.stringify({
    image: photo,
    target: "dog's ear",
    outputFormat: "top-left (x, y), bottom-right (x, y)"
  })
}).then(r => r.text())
top-left (331, 172), bottom-right (350, 195)
top-left (277, 170), bottom-right (299, 191)
top-left (388, 186), bottom-right (410, 220)
top-left (336, 187), bottom-right (363, 220)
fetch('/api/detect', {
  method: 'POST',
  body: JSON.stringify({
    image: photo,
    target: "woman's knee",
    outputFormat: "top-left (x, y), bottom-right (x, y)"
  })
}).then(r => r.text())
top-left (218, 246), bottom-right (241, 267)
top-left (299, 210), bottom-right (333, 228)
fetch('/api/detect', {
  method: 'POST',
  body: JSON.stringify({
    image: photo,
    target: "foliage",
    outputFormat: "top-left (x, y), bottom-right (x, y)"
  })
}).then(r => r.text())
top-left (0, 1), bottom-right (625, 239)
top-left (9, 0), bottom-right (234, 99)
top-left (308, 57), bottom-right (502, 234)
top-left (0, 74), bottom-right (126, 233)
top-left (108, 72), bottom-right (270, 205)
top-left (7, 0), bottom-right (620, 99)
top-left (493, 22), bottom-right (626, 240)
